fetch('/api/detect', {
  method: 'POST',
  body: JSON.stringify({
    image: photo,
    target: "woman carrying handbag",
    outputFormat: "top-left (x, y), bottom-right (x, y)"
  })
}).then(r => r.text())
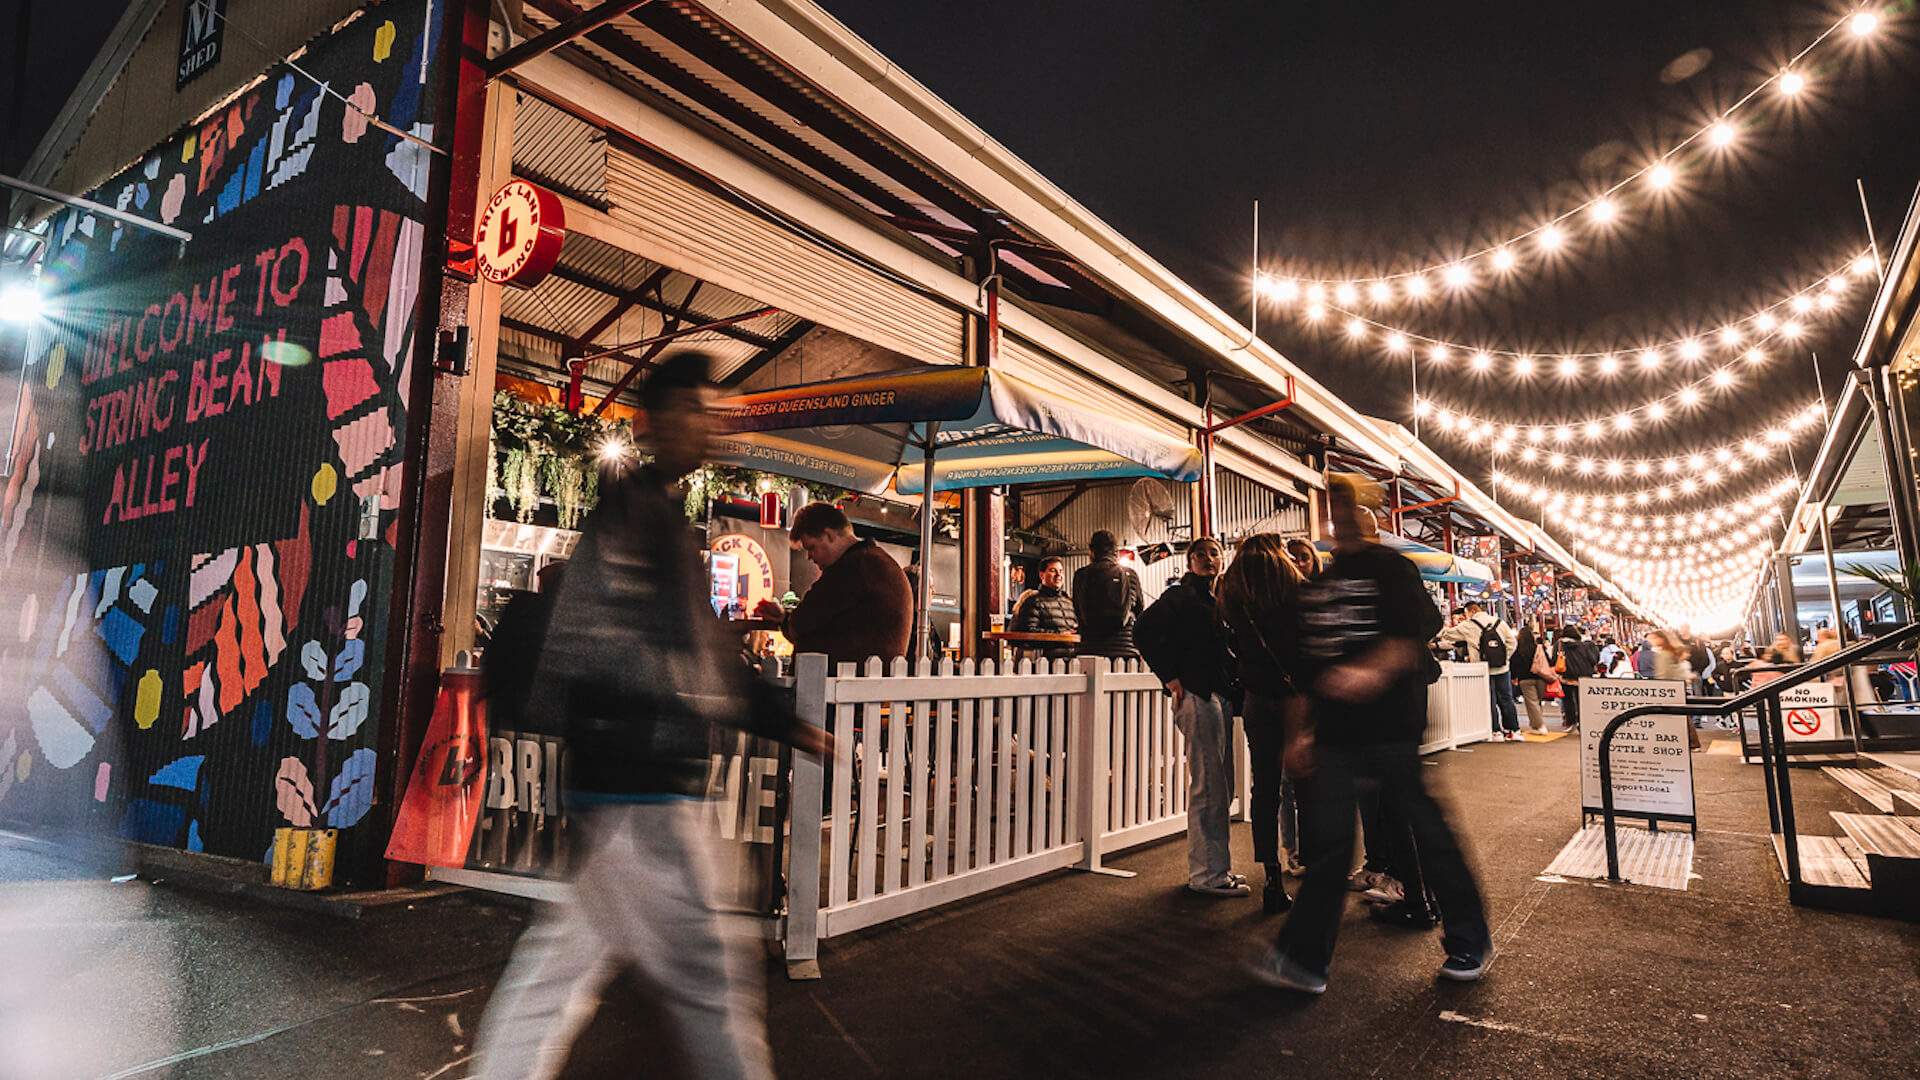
top-left (1512, 619), bottom-right (1555, 734)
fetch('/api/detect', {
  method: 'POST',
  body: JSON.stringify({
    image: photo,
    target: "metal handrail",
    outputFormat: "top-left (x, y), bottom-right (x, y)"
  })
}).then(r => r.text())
top-left (1596, 622), bottom-right (1920, 883)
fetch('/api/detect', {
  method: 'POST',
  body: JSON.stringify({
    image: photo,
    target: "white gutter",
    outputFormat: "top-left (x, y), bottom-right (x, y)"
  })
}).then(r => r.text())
top-left (519, 53), bottom-right (1323, 495)
top-left (710, 0), bottom-right (1406, 472)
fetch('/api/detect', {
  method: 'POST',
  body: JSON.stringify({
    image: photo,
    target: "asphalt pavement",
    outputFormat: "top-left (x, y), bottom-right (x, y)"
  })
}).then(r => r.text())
top-left (3, 724), bottom-right (1915, 1079)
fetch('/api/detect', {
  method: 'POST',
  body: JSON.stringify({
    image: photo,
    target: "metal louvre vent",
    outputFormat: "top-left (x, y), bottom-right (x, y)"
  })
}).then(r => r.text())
top-left (602, 146), bottom-right (965, 366)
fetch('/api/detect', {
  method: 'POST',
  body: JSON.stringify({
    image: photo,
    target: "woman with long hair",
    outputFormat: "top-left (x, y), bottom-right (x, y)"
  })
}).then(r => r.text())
top-left (1217, 533), bottom-right (1304, 912)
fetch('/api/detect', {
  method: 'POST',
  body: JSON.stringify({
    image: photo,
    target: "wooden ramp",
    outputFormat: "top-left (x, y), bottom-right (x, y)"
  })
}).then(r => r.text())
top-left (1544, 825), bottom-right (1692, 891)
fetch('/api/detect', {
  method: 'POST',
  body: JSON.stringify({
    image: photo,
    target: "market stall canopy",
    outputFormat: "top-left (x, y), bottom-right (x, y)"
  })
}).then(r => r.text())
top-left (1317, 533), bottom-right (1496, 584)
top-left (709, 366), bottom-right (1204, 495)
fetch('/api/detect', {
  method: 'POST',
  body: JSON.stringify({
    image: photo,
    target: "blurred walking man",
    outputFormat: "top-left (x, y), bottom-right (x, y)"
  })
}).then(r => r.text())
top-left (476, 354), bottom-right (828, 1080)
top-left (1254, 474), bottom-right (1491, 993)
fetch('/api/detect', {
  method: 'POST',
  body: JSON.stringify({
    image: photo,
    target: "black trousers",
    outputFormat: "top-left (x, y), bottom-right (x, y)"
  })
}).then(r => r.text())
top-left (1276, 741), bottom-right (1491, 977)
top-left (1241, 693), bottom-right (1299, 866)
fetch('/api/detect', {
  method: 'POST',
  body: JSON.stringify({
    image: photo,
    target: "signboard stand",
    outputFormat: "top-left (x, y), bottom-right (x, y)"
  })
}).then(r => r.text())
top-left (1578, 678), bottom-right (1697, 831)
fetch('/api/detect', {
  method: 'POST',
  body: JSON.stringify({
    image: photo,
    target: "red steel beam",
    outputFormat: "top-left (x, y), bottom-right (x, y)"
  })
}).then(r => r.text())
top-left (1202, 377), bottom-right (1297, 434)
top-left (587, 305), bottom-right (777, 417)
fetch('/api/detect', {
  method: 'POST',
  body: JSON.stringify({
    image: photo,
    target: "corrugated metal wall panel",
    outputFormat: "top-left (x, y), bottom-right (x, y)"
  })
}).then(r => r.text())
top-left (52, 0), bottom-right (371, 198)
top-left (1023, 470), bottom-right (1305, 607)
top-left (603, 148), bottom-right (965, 367)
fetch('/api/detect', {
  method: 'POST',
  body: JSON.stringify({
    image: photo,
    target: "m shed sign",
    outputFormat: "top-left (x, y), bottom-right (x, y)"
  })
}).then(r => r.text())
top-left (178, 0), bottom-right (227, 89)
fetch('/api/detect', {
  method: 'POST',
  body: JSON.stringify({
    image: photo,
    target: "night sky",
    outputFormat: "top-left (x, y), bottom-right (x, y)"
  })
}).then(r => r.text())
top-left (816, 0), bottom-right (1920, 480)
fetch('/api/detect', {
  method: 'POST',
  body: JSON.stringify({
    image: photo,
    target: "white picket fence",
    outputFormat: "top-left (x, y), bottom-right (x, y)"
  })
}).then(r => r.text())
top-left (783, 653), bottom-right (1248, 976)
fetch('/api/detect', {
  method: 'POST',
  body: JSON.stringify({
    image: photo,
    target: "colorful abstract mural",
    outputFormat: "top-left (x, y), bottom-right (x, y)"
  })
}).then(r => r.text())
top-left (0, 2), bottom-right (444, 879)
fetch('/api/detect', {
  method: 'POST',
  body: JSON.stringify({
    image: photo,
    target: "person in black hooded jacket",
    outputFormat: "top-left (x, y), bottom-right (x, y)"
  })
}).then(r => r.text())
top-left (1072, 530), bottom-right (1144, 659)
top-left (1135, 536), bottom-right (1248, 897)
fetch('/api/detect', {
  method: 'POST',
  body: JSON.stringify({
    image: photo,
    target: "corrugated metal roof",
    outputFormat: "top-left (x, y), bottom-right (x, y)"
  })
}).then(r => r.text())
top-left (513, 93), bottom-right (610, 205)
top-left (495, 229), bottom-right (803, 388)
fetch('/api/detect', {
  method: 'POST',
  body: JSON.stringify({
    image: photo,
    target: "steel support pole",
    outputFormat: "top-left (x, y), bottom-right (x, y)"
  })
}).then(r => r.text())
top-left (1769, 696), bottom-right (1802, 886)
top-left (914, 424), bottom-right (940, 661)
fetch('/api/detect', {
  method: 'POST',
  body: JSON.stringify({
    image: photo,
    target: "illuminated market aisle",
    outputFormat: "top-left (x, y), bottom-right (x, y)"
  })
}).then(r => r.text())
top-left (6, 732), bottom-right (1911, 1079)
top-left (743, 733), bottom-right (1917, 1080)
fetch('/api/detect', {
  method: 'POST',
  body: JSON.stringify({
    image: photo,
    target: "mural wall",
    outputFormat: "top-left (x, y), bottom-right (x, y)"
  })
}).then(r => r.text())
top-left (0, 0), bottom-right (443, 878)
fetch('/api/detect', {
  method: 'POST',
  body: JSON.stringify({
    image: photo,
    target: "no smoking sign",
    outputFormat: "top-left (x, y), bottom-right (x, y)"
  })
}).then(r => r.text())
top-left (1785, 708), bottom-right (1823, 737)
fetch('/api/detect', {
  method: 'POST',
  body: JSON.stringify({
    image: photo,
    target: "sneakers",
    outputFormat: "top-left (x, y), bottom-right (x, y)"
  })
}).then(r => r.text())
top-left (1360, 877), bottom-right (1405, 906)
top-left (1437, 950), bottom-right (1491, 982)
top-left (1369, 901), bottom-right (1438, 930)
top-left (1188, 878), bottom-right (1251, 897)
top-left (1249, 948), bottom-right (1327, 995)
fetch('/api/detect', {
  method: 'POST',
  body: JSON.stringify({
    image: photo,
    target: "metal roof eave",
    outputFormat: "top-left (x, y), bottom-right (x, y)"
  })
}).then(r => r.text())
top-left (709, 0), bottom-right (1405, 472)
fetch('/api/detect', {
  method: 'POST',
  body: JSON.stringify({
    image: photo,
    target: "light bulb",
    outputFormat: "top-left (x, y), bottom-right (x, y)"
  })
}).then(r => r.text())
top-left (1638, 349), bottom-right (1662, 370)
top-left (1428, 344), bottom-right (1450, 363)
top-left (1754, 311), bottom-right (1778, 331)
top-left (1850, 11), bottom-right (1879, 37)
top-left (1557, 355), bottom-right (1580, 378)
top-left (1385, 331), bottom-right (1410, 353)
top-left (1335, 282), bottom-right (1360, 305)
top-left (1709, 121), bottom-right (1736, 147)
top-left (1492, 247), bottom-right (1517, 272)
top-left (1443, 262), bottom-right (1472, 289)
top-left (1647, 162), bottom-right (1676, 189)
top-left (1404, 273), bottom-right (1431, 300)
top-left (1538, 224), bottom-right (1566, 251)
top-left (1678, 386), bottom-right (1702, 408)
top-left (1597, 353), bottom-right (1620, 376)
top-left (1712, 369), bottom-right (1736, 388)
top-left (1678, 339), bottom-right (1704, 362)
top-left (1268, 277), bottom-right (1300, 302)
top-left (1718, 326), bottom-right (1743, 347)
top-left (1305, 283), bottom-right (1327, 303)
top-left (1826, 275), bottom-right (1847, 294)
top-left (1790, 294), bottom-right (1814, 314)
top-left (1471, 350), bottom-right (1494, 371)
top-left (1368, 280), bottom-right (1394, 304)
top-left (1851, 253), bottom-right (1878, 278)
top-left (1744, 348), bottom-right (1766, 365)
top-left (1781, 320), bottom-right (1805, 338)
top-left (1305, 303), bottom-right (1327, 321)
top-left (1613, 413), bottom-right (1634, 432)
top-left (1582, 420), bottom-right (1603, 440)
top-left (1779, 70), bottom-right (1806, 96)
top-left (1345, 317), bottom-right (1368, 339)
top-left (1511, 354), bottom-right (1536, 376)
top-left (1589, 198), bottom-right (1619, 225)
top-left (1646, 401), bottom-right (1667, 420)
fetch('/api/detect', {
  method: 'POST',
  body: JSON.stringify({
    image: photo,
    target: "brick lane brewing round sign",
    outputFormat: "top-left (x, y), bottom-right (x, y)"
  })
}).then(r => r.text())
top-left (475, 179), bottom-right (566, 287)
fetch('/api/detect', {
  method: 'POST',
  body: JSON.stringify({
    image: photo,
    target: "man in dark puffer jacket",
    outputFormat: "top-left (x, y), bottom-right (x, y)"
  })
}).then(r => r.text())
top-left (1010, 556), bottom-right (1079, 659)
top-left (1072, 530), bottom-right (1144, 659)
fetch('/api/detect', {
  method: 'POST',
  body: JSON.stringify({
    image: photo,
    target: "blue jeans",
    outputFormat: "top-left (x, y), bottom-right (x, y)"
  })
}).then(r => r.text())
top-left (1489, 671), bottom-right (1519, 734)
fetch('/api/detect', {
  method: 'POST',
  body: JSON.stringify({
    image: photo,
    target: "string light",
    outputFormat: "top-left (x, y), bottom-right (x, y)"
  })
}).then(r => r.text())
top-left (1257, 9), bottom-right (1881, 294)
top-left (1422, 390), bottom-right (1824, 450)
top-left (1289, 253), bottom-right (1869, 377)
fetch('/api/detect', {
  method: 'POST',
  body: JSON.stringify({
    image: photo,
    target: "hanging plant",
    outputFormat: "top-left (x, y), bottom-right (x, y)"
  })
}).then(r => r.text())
top-left (543, 453), bottom-right (591, 530)
top-left (491, 391), bottom-right (625, 528)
